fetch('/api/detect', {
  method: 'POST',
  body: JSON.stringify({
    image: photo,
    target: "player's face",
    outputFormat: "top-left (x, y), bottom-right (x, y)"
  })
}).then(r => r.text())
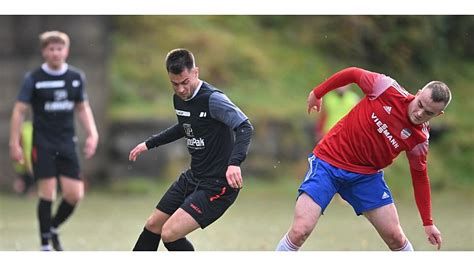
top-left (408, 88), bottom-right (445, 125)
top-left (169, 67), bottom-right (199, 101)
top-left (42, 42), bottom-right (69, 70)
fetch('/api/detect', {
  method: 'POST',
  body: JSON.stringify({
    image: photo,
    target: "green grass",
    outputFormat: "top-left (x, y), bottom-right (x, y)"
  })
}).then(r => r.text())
top-left (1, 178), bottom-right (472, 251)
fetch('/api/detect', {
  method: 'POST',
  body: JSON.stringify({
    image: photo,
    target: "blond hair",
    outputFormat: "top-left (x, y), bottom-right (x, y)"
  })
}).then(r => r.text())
top-left (39, 31), bottom-right (70, 49)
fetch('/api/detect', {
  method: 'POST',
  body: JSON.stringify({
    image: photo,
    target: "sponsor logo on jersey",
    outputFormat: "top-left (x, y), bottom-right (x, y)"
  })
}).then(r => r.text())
top-left (187, 137), bottom-right (205, 149)
top-left (44, 100), bottom-right (74, 111)
top-left (35, 80), bottom-right (65, 89)
top-left (400, 128), bottom-right (412, 140)
top-left (44, 89), bottom-right (74, 111)
top-left (72, 80), bottom-right (81, 87)
top-left (383, 105), bottom-right (392, 114)
top-left (175, 109), bottom-right (191, 117)
top-left (183, 123), bottom-right (194, 137)
top-left (54, 90), bottom-right (68, 101)
top-left (371, 112), bottom-right (400, 149)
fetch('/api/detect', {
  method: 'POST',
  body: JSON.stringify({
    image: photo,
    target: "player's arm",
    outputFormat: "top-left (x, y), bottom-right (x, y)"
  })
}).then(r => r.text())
top-left (74, 72), bottom-right (99, 159)
top-left (229, 120), bottom-right (253, 167)
top-left (10, 102), bottom-right (30, 163)
top-left (209, 92), bottom-right (254, 189)
top-left (406, 143), bottom-right (442, 250)
top-left (315, 106), bottom-right (328, 140)
top-left (21, 122), bottom-right (34, 174)
top-left (76, 101), bottom-right (99, 159)
top-left (129, 123), bottom-right (185, 162)
top-left (10, 73), bottom-right (34, 163)
top-left (308, 67), bottom-right (392, 113)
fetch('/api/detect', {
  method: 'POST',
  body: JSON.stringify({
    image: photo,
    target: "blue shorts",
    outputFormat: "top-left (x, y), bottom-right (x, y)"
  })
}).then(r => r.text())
top-left (298, 154), bottom-right (393, 215)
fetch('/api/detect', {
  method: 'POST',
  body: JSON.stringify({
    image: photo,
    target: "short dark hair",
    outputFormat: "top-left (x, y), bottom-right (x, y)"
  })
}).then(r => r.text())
top-left (424, 81), bottom-right (452, 106)
top-left (165, 48), bottom-right (195, 74)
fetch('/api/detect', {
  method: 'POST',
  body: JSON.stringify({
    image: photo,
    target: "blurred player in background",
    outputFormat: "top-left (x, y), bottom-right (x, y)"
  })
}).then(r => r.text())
top-left (314, 85), bottom-right (359, 142)
top-left (9, 31), bottom-right (99, 251)
top-left (276, 67), bottom-right (451, 251)
top-left (12, 120), bottom-right (35, 196)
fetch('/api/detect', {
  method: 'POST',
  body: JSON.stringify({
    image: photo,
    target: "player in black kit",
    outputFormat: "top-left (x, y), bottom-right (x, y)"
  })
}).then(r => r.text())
top-left (130, 48), bottom-right (253, 251)
top-left (9, 31), bottom-right (99, 251)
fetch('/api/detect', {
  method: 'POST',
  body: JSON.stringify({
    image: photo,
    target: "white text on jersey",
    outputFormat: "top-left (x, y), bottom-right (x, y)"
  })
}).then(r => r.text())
top-left (371, 112), bottom-right (400, 149)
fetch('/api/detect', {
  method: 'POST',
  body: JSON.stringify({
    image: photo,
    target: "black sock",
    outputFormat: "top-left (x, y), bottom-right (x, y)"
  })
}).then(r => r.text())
top-left (37, 198), bottom-right (52, 246)
top-left (164, 238), bottom-right (195, 251)
top-left (52, 199), bottom-right (76, 229)
top-left (133, 228), bottom-right (161, 251)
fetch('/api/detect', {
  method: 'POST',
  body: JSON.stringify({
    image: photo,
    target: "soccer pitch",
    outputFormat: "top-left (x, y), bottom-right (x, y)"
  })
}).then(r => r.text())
top-left (1, 178), bottom-right (473, 251)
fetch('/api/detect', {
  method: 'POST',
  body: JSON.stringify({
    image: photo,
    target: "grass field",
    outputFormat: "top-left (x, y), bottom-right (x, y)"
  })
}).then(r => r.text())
top-left (1, 178), bottom-right (473, 251)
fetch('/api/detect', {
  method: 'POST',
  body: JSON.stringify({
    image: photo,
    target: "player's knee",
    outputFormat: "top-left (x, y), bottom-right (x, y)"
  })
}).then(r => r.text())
top-left (63, 190), bottom-right (83, 204)
top-left (144, 217), bottom-right (162, 235)
top-left (386, 232), bottom-right (406, 250)
top-left (290, 225), bottom-right (312, 244)
top-left (161, 225), bottom-right (180, 243)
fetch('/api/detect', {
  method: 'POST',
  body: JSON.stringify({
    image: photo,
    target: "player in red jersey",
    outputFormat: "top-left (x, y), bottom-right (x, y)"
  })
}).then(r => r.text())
top-left (276, 67), bottom-right (451, 251)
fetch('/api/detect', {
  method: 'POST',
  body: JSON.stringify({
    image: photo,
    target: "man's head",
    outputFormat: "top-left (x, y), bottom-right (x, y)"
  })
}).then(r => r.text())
top-left (408, 81), bottom-right (452, 125)
top-left (39, 31), bottom-right (70, 70)
top-left (165, 48), bottom-right (200, 101)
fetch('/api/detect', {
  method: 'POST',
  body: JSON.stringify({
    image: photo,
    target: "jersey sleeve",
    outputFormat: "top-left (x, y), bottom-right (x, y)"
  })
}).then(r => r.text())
top-left (209, 92), bottom-right (248, 129)
top-left (76, 71), bottom-right (88, 102)
top-left (312, 67), bottom-right (394, 100)
top-left (17, 72), bottom-right (35, 103)
top-left (145, 123), bottom-right (184, 149)
top-left (406, 140), bottom-right (433, 226)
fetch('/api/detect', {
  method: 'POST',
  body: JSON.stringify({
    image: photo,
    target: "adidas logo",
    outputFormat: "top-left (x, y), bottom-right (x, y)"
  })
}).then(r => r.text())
top-left (383, 106), bottom-right (392, 114)
top-left (382, 191), bottom-right (390, 199)
top-left (199, 112), bottom-right (207, 118)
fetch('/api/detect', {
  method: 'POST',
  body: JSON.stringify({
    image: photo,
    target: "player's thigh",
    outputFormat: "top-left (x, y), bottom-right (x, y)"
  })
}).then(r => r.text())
top-left (338, 171), bottom-right (393, 215)
top-left (37, 177), bottom-right (57, 200)
top-left (297, 154), bottom-right (338, 214)
top-left (161, 208), bottom-right (200, 242)
top-left (292, 192), bottom-right (323, 232)
top-left (59, 175), bottom-right (84, 203)
top-left (56, 150), bottom-right (81, 180)
top-left (363, 203), bottom-right (404, 238)
top-left (156, 172), bottom-right (190, 215)
top-left (32, 146), bottom-right (57, 181)
top-left (180, 182), bottom-right (239, 229)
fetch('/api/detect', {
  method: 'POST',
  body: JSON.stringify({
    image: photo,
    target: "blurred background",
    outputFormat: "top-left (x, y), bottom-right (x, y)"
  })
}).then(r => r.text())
top-left (0, 15), bottom-right (473, 250)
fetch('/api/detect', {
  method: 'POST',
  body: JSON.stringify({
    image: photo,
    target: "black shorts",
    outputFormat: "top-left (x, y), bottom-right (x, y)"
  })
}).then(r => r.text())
top-left (156, 169), bottom-right (239, 229)
top-left (32, 146), bottom-right (81, 180)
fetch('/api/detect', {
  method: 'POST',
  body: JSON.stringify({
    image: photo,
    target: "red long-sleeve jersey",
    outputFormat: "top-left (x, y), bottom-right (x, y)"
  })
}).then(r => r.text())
top-left (312, 67), bottom-right (433, 226)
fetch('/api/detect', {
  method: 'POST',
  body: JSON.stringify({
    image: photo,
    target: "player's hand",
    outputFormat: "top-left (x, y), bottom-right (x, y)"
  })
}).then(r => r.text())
top-left (226, 165), bottom-right (243, 189)
top-left (84, 134), bottom-right (98, 159)
top-left (129, 142), bottom-right (148, 162)
top-left (10, 143), bottom-right (24, 164)
top-left (424, 224), bottom-right (442, 250)
top-left (307, 91), bottom-right (322, 114)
